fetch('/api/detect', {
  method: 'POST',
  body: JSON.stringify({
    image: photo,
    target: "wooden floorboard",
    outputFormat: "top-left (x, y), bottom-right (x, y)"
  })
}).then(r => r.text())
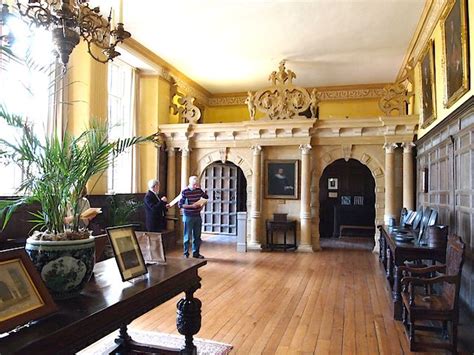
top-left (130, 235), bottom-right (467, 354)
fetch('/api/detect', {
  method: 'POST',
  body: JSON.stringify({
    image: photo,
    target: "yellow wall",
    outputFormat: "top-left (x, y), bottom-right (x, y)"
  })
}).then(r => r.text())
top-left (67, 41), bottom-right (108, 194)
top-left (416, 1), bottom-right (473, 138)
top-left (203, 98), bottom-right (383, 123)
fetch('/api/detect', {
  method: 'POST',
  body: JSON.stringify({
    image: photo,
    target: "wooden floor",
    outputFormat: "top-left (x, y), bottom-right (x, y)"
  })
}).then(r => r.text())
top-left (130, 236), bottom-right (462, 354)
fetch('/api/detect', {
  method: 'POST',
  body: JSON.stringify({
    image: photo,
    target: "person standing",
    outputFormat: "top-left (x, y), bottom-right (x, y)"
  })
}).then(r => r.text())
top-left (144, 179), bottom-right (168, 232)
top-left (178, 175), bottom-right (208, 259)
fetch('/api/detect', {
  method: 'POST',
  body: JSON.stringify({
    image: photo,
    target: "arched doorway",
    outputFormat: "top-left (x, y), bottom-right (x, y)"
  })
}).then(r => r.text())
top-left (319, 158), bottom-right (375, 239)
top-left (200, 162), bottom-right (247, 236)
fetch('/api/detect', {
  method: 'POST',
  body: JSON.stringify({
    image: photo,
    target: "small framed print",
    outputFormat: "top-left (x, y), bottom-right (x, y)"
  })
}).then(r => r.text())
top-left (341, 196), bottom-right (351, 205)
top-left (328, 178), bottom-right (338, 190)
top-left (328, 192), bottom-right (338, 198)
top-left (0, 248), bottom-right (57, 334)
top-left (106, 225), bottom-right (148, 282)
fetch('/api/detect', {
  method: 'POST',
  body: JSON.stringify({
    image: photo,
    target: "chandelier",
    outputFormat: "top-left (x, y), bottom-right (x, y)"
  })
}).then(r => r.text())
top-left (1, 0), bottom-right (131, 67)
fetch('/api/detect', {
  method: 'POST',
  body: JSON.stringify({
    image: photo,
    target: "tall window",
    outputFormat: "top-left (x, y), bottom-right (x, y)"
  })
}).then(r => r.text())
top-left (0, 16), bottom-right (57, 195)
top-left (107, 60), bottom-right (136, 194)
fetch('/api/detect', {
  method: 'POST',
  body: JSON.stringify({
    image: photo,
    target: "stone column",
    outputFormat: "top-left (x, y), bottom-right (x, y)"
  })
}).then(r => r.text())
top-left (384, 143), bottom-right (398, 224)
top-left (249, 145), bottom-right (262, 250)
top-left (299, 144), bottom-right (313, 252)
top-left (402, 142), bottom-right (415, 211)
top-left (166, 148), bottom-right (176, 230)
top-left (180, 147), bottom-right (190, 190)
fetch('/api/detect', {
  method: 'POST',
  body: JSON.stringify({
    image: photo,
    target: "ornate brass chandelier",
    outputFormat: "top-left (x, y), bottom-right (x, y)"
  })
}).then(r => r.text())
top-left (1, 0), bottom-right (131, 67)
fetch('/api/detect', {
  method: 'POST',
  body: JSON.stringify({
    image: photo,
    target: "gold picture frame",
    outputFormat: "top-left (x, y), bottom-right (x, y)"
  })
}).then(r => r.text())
top-left (106, 225), bottom-right (148, 282)
top-left (420, 39), bottom-right (437, 128)
top-left (441, 0), bottom-right (470, 108)
top-left (265, 160), bottom-right (299, 199)
top-left (0, 248), bottom-right (57, 334)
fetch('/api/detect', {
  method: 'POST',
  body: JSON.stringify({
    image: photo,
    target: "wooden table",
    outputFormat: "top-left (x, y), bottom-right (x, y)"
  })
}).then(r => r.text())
top-left (265, 220), bottom-right (297, 251)
top-left (378, 225), bottom-right (446, 320)
top-left (0, 257), bottom-right (206, 354)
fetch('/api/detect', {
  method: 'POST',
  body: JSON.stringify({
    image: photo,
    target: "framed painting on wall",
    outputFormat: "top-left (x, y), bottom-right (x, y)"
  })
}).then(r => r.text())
top-left (420, 40), bottom-right (437, 128)
top-left (265, 160), bottom-right (299, 199)
top-left (441, 0), bottom-right (470, 108)
top-left (0, 248), bottom-right (57, 334)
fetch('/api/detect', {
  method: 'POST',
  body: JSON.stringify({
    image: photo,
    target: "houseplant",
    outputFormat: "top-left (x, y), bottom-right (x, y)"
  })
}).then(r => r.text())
top-left (0, 106), bottom-right (155, 298)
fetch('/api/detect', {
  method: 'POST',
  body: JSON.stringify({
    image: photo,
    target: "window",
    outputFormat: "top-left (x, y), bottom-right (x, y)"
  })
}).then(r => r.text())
top-left (0, 16), bottom-right (58, 195)
top-left (107, 60), bottom-right (136, 194)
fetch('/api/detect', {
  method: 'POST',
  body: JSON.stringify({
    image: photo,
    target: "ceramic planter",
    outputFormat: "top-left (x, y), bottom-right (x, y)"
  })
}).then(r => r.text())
top-left (25, 236), bottom-right (95, 299)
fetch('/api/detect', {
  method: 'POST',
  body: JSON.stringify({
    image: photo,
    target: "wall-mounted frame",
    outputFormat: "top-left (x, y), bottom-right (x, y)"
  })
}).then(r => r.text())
top-left (328, 177), bottom-right (338, 190)
top-left (420, 39), bottom-right (437, 128)
top-left (265, 160), bottom-right (299, 199)
top-left (0, 248), bottom-right (57, 334)
top-left (106, 225), bottom-right (148, 282)
top-left (441, 0), bottom-right (470, 108)
top-left (135, 231), bottom-right (167, 265)
top-left (422, 168), bottom-right (429, 193)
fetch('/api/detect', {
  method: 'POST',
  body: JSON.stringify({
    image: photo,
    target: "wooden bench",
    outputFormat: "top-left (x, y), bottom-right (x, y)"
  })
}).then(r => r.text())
top-left (339, 225), bottom-right (374, 237)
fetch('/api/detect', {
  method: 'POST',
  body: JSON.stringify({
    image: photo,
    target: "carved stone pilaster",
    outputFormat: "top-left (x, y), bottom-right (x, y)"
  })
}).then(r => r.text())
top-left (249, 144), bottom-right (263, 249)
top-left (299, 143), bottom-right (312, 252)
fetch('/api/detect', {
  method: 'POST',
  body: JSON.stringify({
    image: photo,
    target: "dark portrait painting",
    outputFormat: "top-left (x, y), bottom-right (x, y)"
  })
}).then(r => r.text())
top-left (442, 0), bottom-right (469, 107)
top-left (265, 160), bottom-right (299, 199)
top-left (420, 40), bottom-right (436, 128)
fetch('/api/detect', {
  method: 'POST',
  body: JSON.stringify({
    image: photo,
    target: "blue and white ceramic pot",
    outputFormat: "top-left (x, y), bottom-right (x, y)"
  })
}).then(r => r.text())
top-left (25, 236), bottom-right (95, 299)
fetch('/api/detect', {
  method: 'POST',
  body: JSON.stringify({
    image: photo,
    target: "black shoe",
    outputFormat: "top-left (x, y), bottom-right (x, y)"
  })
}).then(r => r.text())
top-left (192, 254), bottom-right (205, 259)
top-left (183, 253), bottom-right (189, 259)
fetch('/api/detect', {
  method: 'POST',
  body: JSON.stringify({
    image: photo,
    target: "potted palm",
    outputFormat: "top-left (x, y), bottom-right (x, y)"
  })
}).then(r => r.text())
top-left (0, 106), bottom-right (155, 298)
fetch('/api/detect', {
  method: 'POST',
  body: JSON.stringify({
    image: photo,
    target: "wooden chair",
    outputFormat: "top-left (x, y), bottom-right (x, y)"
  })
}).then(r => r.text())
top-left (400, 235), bottom-right (465, 353)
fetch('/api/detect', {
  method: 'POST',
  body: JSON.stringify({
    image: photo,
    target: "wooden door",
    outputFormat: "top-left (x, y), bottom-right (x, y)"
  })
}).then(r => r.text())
top-left (202, 163), bottom-right (239, 235)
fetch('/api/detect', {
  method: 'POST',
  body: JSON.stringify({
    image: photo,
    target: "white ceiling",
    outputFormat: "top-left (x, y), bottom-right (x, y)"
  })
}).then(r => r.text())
top-left (122, 0), bottom-right (426, 94)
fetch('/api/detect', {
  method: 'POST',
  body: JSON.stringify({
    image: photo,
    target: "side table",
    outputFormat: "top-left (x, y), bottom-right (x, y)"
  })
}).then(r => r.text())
top-left (265, 219), bottom-right (297, 251)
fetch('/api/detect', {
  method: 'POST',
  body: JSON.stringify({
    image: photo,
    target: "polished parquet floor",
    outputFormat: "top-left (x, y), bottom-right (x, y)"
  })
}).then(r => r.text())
top-left (131, 236), bottom-right (470, 354)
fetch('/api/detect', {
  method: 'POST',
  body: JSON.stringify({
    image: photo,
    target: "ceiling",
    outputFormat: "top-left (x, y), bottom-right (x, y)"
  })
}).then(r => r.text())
top-left (121, 0), bottom-right (426, 94)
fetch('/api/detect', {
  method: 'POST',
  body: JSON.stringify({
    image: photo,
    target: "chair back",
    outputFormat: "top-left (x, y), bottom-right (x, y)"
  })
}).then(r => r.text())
top-left (442, 235), bottom-right (465, 309)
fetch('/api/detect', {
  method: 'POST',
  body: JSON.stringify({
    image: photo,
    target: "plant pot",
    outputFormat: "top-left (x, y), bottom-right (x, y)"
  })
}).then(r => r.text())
top-left (25, 236), bottom-right (96, 299)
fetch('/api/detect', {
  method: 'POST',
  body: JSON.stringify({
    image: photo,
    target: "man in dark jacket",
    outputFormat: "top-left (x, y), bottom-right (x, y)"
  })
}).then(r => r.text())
top-left (144, 179), bottom-right (168, 232)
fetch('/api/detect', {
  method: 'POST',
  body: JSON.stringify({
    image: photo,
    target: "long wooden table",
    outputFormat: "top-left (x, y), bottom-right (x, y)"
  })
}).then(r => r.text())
top-left (0, 257), bottom-right (206, 354)
top-left (378, 225), bottom-right (446, 320)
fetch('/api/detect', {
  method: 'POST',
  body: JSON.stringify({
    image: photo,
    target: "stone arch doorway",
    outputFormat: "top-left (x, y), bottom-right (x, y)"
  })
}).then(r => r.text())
top-left (200, 162), bottom-right (247, 236)
top-left (319, 158), bottom-right (376, 239)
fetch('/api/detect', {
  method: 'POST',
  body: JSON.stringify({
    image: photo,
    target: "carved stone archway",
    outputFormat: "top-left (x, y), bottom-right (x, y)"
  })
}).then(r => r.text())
top-left (311, 147), bottom-right (385, 251)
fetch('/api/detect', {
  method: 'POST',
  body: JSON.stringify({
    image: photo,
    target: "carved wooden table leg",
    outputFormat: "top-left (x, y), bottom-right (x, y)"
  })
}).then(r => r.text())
top-left (393, 265), bottom-right (402, 320)
top-left (113, 324), bottom-right (132, 353)
top-left (177, 283), bottom-right (202, 355)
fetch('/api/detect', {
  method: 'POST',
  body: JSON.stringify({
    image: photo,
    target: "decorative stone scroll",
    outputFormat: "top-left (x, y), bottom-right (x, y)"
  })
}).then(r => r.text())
top-left (249, 61), bottom-right (316, 120)
top-left (170, 77), bottom-right (202, 124)
top-left (378, 59), bottom-right (415, 116)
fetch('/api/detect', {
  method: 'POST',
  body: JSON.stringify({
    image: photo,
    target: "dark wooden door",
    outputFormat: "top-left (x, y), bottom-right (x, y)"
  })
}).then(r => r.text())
top-left (202, 163), bottom-right (243, 235)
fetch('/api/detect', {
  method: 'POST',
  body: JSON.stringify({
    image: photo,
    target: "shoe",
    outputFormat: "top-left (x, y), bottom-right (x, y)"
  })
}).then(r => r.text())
top-left (183, 253), bottom-right (189, 259)
top-left (192, 254), bottom-right (205, 259)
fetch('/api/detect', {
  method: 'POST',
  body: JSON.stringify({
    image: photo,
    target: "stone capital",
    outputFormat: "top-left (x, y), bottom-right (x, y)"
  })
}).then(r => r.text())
top-left (401, 141), bottom-right (416, 153)
top-left (251, 144), bottom-right (262, 155)
top-left (299, 144), bottom-right (312, 155)
top-left (383, 142), bottom-right (398, 153)
top-left (180, 147), bottom-right (191, 155)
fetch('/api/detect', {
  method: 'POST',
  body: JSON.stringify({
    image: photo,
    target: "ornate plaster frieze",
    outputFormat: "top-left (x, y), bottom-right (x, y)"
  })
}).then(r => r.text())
top-left (411, 0), bottom-right (447, 63)
top-left (379, 59), bottom-right (415, 116)
top-left (207, 86), bottom-right (386, 106)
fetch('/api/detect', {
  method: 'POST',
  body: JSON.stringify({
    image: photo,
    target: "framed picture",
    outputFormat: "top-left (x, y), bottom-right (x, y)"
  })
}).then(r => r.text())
top-left (135, 231), bottom-right (167, 265)
top-left (0, 248), bottom-right (57, 334)
top-left (328, 177), bottom-right (338, 190)
top-left (106, 225), bottom-right (148, 282)
top-left (441, 0), bottom-right (469, 108)
top-left (341, 196), bottom-right (351, 205)
top-left (265, 160), bottom-right (299, 199)
top-left (420, 40), bottom-right (437, 128)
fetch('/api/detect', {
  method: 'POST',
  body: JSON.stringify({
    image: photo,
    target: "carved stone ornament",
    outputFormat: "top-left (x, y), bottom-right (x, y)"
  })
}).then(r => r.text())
top-left (219, 147), bottom-right (228, 163)
top-left (170, 77), bottom-right (202, 124)
top-left (378, 59), bottom-right (415, 116)
top-left (253, 60), bottom-right (313, 120)
top-left (341, 144), bottom-right (353, 162)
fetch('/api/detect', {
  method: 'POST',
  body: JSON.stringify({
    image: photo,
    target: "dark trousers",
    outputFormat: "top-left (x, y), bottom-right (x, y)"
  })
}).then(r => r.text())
top-left (183, 215), bottom-right (202, 255)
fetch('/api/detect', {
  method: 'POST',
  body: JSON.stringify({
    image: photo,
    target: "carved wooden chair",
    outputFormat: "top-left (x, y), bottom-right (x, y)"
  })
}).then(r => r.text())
top-left (400, 235), bottom-right (465, 354)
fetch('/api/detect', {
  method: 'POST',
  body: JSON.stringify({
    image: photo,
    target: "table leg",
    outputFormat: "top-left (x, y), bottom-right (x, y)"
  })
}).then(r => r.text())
top-left (177, 283), bottom-right (202, 355)
top-left (284, 231), bottom-right (287, 251)
top-left (386, 248), bottom-right (392, 281)
top-left (392, 265), bottom-right (402, 320)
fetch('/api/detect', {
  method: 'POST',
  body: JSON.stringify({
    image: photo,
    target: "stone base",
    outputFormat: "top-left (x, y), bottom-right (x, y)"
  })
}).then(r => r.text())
top-left (246, 242), bottom-right (262, 251)
top-left (297, 244), bottom-right (314, 253)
